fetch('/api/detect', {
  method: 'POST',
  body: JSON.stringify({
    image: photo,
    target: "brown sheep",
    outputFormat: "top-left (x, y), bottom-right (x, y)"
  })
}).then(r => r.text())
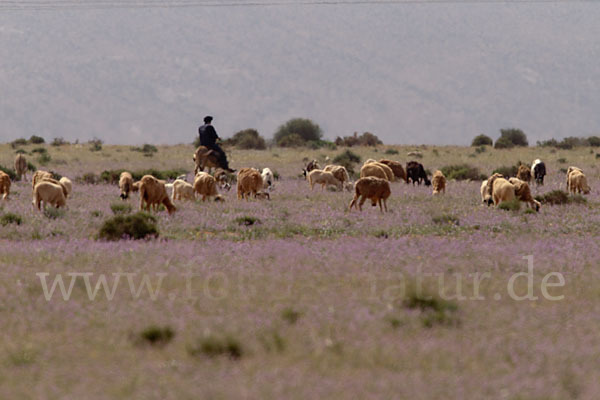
top-left (119, 172), bottom-right (134, 199)
top-left (237, 168), bottom-right (263, 200)
top-left (483, 173), bottom-right (504, 204)
top-left (308, 169), bottom-right (343, 191)
top-left (480, 179), bottom-right (489, 205)
top-left (360, 163), bottom-right (389, 181)
top-left (491, 177), bottom-right (516, 207)
top-left (349, 177), bottom-right (391, 213)
top-left (516, 165), bottom-right (531, 183)
top-left (0, 171), bottom-right (11, 201)
top-left (172, 179), bottom-right (195, 201)
top-left (193, 146), bottom-right (220, 174)
top-left (508, 178), bottom-right (541, 211)
top-left (378, 159), bottom-right (408, 183)
top-left (323, 165), bottom-right (350, 186)
top-left (33, 181), bottom-right (66, 210)
top-left (138, 175), bottom-right (176, 214)
top-left (432, 170), bottom-right (446, 195)
top-left (364, 160), bottom-right (395, 181)
top-left (14, 154), bottom-right (27, 181)
top-left (567, 170), bottom-right (591, 195)
top-left (32, 170), bottom-right (53, 190)
top-left (59, 177), bottom-right (72, 198)
top-left (566, 166), bottom-right (583, 191)
top-left (193, 173), bottom-right (220, 201)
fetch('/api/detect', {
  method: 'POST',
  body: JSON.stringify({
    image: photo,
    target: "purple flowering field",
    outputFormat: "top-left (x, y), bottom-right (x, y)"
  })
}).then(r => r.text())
top-left (1, 143), bottom-right (599, 399)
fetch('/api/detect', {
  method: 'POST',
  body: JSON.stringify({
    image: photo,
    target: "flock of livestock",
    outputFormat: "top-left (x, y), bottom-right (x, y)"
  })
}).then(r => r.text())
top-left (0, 150), bottom-right (593, 215)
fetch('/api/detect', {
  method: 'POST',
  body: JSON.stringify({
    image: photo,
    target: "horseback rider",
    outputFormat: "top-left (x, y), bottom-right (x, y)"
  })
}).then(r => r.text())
top-left (198, 116), bottom-right (234, 173)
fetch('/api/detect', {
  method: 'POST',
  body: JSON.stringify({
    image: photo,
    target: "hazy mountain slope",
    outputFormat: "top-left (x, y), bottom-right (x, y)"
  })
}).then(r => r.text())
top-left (1, 2), bottom-right (599, 145)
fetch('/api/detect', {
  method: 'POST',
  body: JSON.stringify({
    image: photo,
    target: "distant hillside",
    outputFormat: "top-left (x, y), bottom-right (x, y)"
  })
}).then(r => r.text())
top-left (1, 2), bottom-right (599, 145)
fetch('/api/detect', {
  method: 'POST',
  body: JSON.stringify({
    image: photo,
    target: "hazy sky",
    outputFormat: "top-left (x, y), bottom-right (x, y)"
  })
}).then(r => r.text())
top-left (1, 1), bottom-right (599, 145)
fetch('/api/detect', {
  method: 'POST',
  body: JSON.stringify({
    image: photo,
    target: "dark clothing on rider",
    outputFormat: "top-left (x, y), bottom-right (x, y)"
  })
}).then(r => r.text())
top-left (198, 123), bottom-right (230, 170)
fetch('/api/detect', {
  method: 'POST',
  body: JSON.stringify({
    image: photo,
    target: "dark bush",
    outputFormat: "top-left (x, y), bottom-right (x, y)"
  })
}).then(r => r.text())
top-left (432, 214), bottom-right (460, 226)
top-left (335, 132), bottom-right (382, 147)
top-left (471, 134), bottom-right (493, 146)
top-left (492, 164), bottom-right (520, 178)
top-left (274, 118), bottom-right (323, 146)
top-left (37, 153), bottom-right (51, 166)
top-left (498, 199), bottom-right (521, 211)
top-left (0, 165), bottom-right (17, 180)
top-left (89, 138), bottom-right (103, 152)
top-left (588, 136), bottom-right (600, 147)
top-left (11, 138), bottom-right (28, 148)
top-left (78, 172), bottom-right (100, 185)
top-left (333, 150), bottom-right (361, 174)
top-left (31, 147), bottom-right (47, 154)
top-left (131, 144), bottom-right (158, 154)
top-left (98, 212), bottom-right (159, 241)
top-left (494, 136), bottom-right (515, 149)
top-left (440, 164), bottom-right (486, 181)
top-left (384, 148), bottom-right (399, 155)
top-left (498, 128), bottom-right (528, 147)
top-left (27, 162), bottom-right (36, 172)
top-left (535, 190), bottom-right (570, 205)
top-left (29, 135), bottom-right (45, 144)
top-left (15, 149), bottom-right (27, 155)
top-left (276, 133), bottom-right (305, 148)
top-left (139, 326), bottom-right (174, 346)
top-left (51, 137), bottom-right (69, 146)
top-left (188, 335), bottom-right (243, 359)
top-left (0, 213), bottom-right (23, 226)
top-left (226, 129), bottom-right (267, 150)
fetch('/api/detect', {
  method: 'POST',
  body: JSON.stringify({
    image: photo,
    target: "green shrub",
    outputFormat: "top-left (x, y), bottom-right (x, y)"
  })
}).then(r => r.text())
top-left (432, 214), bottom-right (460, 226)
top-left (89, 138), bottom-right (103, 152)
top-left (494, 137), bottom-right (515, 149)
top-left (471, 134), bottom-right (493, 146)
top-left (0, 213), bottom-right (23, 226)
top-left (276, 133), bottom-right (305, 148)
top-left (440, 164), bottom-right (485, 181)
top-left (535, 190), bottom-right (569, 205)
top-left (588, 136), bottom-right (600, 147)
top-left (188, 335), bottom-right (243, 359)
top-left (235, 216), bottom-right (261, 226)
top-left (11, 138), bottom-right (28, 148)
top-left (498, 128), bottom-right (528, 147)
top-left (78, 172), bottom-right (100, 185)
top-left (226, 129), bottom-right (267, 150)
top-left (332, 150), bottom-right (361, 174)
top-left (274, 118), bottom-right (323, 146)
top-left (335, 132), bottom-right (382, 147)
top-left (29, 135), bottom-right (45, 144)
top-left (492, 164), bottom-right (519, 178)
top-left (98, 212), bottom-right (159, 241)
top-left (27, 162), bottom-right (36, 172)
top-left (498, 199), bottom-right (521, 211)
top-left (384, 148), bottom-right (399, 155)
top-left (139, 326), bottom-right (174, 346)
top-left (557, 158), bottom-right (567, 164)
top-left (0, 165), bottom-right (17, 180)
top-left (131, 144), bottom-right (158, 154)
top-left (403, 289), bottom-right (459, 328)
top-left (15, 149), bottom-right (27, 154)
top-left (475, 146), bottom-right (487, 154)
top-left (31, 147), bottom-right (47, 154)
top-left (281, 308), bottom-right (302, 324)
top-left (44, 207), bottom-right (66, 219)
top-left (110, 202), bottom-right (132, 215)
top-left (51, 137), bottom-right (68, 146)
top-left (37, 153), bottom-right (51, 165)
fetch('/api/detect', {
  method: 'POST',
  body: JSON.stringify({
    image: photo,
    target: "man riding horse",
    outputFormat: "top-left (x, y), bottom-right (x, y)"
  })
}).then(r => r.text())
top-left (198, 116), bottom-right (235, 173)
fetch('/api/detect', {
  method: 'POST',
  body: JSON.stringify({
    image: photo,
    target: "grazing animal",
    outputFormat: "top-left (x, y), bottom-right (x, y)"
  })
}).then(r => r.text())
top-left (567, 170), bottom-right (591, 195)
top-left (307, 169), bottom-right (343, 191)
top-left (32, 170), bottom-right (53, 190)
top-left (531, 159), bottom-right (546, 185)
top-left (323, 165), bottom-right (350, 186)
top-left (261, 167), bottom-right (274, 190)
top-left (432, 170), bottom-right (446, 195)
top-left (566, 166), bottom-right (583, 191)
top-left (138, 175), bottom-right (176, 214)
top-left (480, 180), bottom-right (491, 205)
top-left (119, 172), bottom-right (135, 199)
top-left (0, 171), bottom-right (11, 200)
top-left (491, 177), bottom-right (516, 207)
top-left (349, 177), bottom-right (391, 212)
top-left (33, 181), bottom-right (66, 210)
top-left (237, 168), bottom-right (263, 200)
top-left (363, 160), bottom-right (395, 181)
top-left (193, 146), bottom-right (220, 174)
top-left (516, 165), bottom-right (531, 183)
top-left (193, 173), bottom-right (220, 201)
top-left (508, 178), bottom-right (541, 211)
top-left (213, 168), bottom-right (233, 191)
top-left (172, 179), bottom-right (195, 201)
top-left (14, 154), bottom-right (27, 181)
top-left (255, 191), bottom-right (271, 200)
top-left (59, 177), bottom-right (72, 198)
top-left (406, 161), bottom-right (431, 186)
top-left (360, 163), bottom-right (388, 181)
top-left (378, 159), bottom-right (408, 183)
top-left (302, 160), bottom-right (320, 177)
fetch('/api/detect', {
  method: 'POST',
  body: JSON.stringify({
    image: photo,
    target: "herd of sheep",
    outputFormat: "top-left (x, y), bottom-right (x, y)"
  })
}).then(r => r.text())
top-left (0, 149), bottom-right (593, 215)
